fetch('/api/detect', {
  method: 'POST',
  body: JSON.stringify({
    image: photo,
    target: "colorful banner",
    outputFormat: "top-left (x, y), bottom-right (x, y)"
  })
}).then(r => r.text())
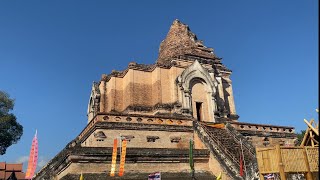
top-left (148, 172), bottom-right (161, 180)
top-left (110, 139), bottom-right (118, 177)
top-left (118, 139), bottom-right (127, 176)
top-left (264, 174), bottom-right (275, 179)
top-left (25, 130), bottom-right (38, 179)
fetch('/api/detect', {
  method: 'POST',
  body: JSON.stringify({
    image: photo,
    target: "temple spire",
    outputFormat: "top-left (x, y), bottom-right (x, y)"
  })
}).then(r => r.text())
top-left (157, 19), bottom-right (215, 64)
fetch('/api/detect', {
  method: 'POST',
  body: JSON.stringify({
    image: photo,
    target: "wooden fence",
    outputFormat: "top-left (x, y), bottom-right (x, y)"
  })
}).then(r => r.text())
top-left (256, 145), bottom-right (318, 180)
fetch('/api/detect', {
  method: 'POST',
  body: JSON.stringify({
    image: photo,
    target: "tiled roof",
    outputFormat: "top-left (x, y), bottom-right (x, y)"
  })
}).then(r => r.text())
top-left (0, 162), bottom-right (26, 180)
top-left (0, 163), bottom-right (5, 170)
top-left (5, 164), bottom-right (23, 172)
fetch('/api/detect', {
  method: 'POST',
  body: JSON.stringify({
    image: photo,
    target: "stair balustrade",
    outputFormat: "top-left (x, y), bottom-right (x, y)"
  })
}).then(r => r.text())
top-left (194, 121), bottom-right (259, 180)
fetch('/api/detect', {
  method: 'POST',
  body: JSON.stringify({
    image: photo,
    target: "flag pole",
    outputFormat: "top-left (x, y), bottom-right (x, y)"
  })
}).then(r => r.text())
top-left (189, 139), bottom-right (195, 179)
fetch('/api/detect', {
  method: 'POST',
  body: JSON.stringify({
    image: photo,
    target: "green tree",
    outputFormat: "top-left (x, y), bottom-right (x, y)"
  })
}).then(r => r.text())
top-left (295, 130), bottom-right (306, 146)
top-left (0, 90), bottom-right (23, 155)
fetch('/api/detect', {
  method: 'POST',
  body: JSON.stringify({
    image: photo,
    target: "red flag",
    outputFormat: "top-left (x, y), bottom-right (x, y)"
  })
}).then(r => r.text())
top-left (239, 154), bottom-right (243, 177)
top-left (110, 139), bottom-right (118, 177)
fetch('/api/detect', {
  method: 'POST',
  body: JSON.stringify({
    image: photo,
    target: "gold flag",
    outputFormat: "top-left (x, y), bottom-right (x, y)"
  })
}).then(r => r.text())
top-left (79, 172), bottom-right (84, 180)
top-left (208, 124), bottom-right (225, 129)
top-left (119, 139), bottom-right (127, 176)
top-left (216, 172), bottom-right (222, 180)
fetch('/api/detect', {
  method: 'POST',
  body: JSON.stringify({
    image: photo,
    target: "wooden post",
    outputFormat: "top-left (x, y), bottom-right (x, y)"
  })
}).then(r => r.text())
top-left (275, 144), bottom-right (286, 180)
top-left (255, 148), bottom-right (265, 180)
top-left (301, 128), bottom-right (311, 146)
top-left (302, 147), bottom-right (313, 180)
top-left (304, 119), bottom-right (319, 136)
top-left (309, 131), bottom-right (315, 147)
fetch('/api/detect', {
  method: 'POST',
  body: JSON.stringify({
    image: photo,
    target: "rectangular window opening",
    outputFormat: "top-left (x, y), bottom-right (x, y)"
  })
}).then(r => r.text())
top-left (196, 102), bottom-right (202, 121)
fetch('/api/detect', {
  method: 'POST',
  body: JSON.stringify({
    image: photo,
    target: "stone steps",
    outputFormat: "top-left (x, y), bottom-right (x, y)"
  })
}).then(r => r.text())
top-left (205, 126), bottom-right (253, 169)
top-left (195, 122), bottom-right (258, 180)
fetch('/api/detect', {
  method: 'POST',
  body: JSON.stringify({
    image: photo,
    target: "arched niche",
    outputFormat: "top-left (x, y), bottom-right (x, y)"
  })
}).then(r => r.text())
top-left (176, 61), bottom-right (218, 122)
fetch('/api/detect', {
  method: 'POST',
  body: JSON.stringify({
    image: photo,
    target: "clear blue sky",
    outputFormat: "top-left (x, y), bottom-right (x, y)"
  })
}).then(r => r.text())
top-left (0, 0), bottom-right (318, 172)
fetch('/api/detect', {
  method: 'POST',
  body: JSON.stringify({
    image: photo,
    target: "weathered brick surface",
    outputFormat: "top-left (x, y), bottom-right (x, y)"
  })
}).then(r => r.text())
top-left (157, 19), bottom-right (216, 64)
top-left (82, 129), bottom-right (195, 149)
top-left (58, 162), bottom-right (211, 179)
top-left (35, 147), bottom-right (211, 180)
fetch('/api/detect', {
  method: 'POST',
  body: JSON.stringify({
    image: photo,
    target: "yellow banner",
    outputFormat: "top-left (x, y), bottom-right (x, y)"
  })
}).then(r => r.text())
top-left (110, 139), bottom-right (118, 177)
top-left (119, 139), bottom-right (127, 176)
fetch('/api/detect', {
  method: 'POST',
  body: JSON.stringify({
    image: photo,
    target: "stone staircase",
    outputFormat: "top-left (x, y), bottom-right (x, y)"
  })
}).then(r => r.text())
top-left (194, 121), bottom-right (258, 180)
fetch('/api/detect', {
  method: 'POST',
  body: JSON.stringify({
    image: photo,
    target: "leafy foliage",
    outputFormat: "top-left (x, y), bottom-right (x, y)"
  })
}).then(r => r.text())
top-left (0, 90), bottom-right (23, 155)
top-left (295, 130), bottom-right (306, 146)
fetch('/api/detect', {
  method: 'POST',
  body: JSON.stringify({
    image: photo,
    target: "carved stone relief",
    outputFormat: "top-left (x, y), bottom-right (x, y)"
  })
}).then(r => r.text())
top-left (176, 60), bottom-right (218, 122)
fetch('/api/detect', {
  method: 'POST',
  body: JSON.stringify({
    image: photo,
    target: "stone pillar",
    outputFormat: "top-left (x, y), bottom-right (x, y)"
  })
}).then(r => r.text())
top-left (223, 77), bottom-right (236, 115)
top-left (227, 83), bottom-right (236, 115)
top-left (216, 77), bottom-right (225, 103)
top-left (109, 77), bottom-right (116, 111)
top-left (99, 80), bottom-right (106, 112)
top-left (184, 89), bottom-right (192, 111)
top-left (154, 67), bottom-right (162, 105)
top-left (177, 82), bottom-right (184, 107)
top-left (210, 92), bottom-right (217, 122)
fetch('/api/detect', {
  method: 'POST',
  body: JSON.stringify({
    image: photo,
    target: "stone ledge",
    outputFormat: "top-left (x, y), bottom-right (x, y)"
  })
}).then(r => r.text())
top-left (230, 121), bottom-right (295, 134)
top-left (79, 122), bottom-right (193, 144)
top-left (72, 147), bottom-right (209, 156)
top-left (236, 129), bottom-right (297, 138)
top-left (35, 147), bottom-right (210, 180)
top-left (61, 171), bottom-right (216, 180)
top-left (80, 114), bottom-right (193, 141)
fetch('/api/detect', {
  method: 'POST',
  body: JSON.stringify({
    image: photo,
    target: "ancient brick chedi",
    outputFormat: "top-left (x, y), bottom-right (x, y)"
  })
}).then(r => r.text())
top-left (35, 20), bottom-right (296, 180)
